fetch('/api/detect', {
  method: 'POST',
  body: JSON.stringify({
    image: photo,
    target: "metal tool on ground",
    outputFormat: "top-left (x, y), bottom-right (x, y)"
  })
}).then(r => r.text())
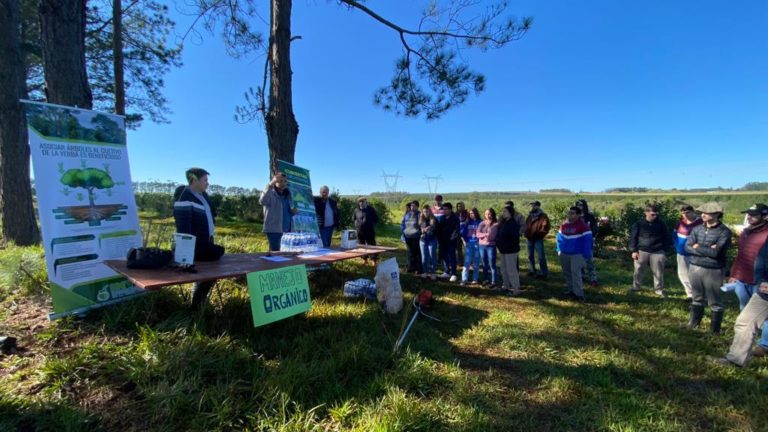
top-left (394, 290), bottom-right (452, 353)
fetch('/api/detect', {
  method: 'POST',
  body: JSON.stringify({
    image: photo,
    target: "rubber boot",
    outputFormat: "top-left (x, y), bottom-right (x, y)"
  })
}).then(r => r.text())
top-left (710, 310), bottom-right (724, 335)
top-left (191, 281), bottom-right (214, 310)
top-left (687, 304), bottom-right (705, 330)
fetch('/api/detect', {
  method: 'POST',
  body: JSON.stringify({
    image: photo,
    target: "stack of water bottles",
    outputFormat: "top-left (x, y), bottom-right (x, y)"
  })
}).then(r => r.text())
top-left (279, 231), bottom-right (322, 253)
top-left (343, 278), bottom-right (377, 300)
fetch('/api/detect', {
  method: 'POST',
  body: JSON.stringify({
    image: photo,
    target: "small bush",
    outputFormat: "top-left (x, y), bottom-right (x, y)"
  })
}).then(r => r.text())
top-left (0, 244), bottom-right (48, 300)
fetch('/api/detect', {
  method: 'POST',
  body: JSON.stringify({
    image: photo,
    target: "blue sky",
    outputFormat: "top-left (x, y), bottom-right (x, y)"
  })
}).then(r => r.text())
top-left (127, 0), bottom-right (768, 194)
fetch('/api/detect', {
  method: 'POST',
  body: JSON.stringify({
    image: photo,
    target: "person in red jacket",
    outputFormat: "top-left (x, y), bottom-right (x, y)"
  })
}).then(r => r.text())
top-left (727, 204), bottom-right (768, 309)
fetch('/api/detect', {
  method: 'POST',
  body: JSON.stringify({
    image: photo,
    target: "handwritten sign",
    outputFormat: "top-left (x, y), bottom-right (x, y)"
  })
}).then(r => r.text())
top-left (247, 265), bottom-right (311, 327)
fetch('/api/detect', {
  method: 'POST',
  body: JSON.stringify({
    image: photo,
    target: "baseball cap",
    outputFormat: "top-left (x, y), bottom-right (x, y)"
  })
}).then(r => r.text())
top-left (529, 200), bottom-right (541, 206)
top-left (741, 203), bottom-right (768, 216)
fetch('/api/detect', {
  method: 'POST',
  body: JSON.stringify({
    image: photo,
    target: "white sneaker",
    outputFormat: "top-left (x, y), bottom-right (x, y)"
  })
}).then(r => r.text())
top-left (449, 275), bottom-right (458, 282)
top-left (439, 272), bottom-right (450, 279)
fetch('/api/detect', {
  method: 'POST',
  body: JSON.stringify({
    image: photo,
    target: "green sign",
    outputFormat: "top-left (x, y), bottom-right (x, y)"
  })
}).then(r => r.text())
top-left (247, 265), bottom-right (312, 327)
top-left (277, 160), bottom-right (319, 234)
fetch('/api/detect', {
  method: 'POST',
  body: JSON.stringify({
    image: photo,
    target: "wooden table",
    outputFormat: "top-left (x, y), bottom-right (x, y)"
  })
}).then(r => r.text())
top-left (103, 246), bottom-right (397, 290)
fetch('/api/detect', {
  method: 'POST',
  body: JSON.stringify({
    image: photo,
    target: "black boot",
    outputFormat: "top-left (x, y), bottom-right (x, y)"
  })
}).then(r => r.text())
top-left (710, 310), bottom-right (724, 335)
top-left (191, 281), bottom-right (214, 310)
top-left (687, 304), bottom-right (705, 330)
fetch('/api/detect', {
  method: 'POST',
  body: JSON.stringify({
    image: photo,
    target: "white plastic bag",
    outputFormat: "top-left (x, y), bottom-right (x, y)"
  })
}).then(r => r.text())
top-left (375, 257), bottom-right (403, 314)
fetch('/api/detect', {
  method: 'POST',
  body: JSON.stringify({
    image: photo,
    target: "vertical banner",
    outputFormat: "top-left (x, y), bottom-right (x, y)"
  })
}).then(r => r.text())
top-left (247, 265), bottom-right (312, 327)
top-left (22, 101), bottom-right (144, 317)
top-left (277, 160), bottom-right (319, 234)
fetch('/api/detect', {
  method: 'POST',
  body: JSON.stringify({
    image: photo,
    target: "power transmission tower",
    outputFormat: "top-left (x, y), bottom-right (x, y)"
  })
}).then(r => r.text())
top-left (381, 171), bottom-right (402, 203)
top-left (424, 175), bottom-right (442, 195)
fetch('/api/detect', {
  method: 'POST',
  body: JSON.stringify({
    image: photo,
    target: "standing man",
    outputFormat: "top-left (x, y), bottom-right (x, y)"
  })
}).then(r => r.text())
top-left (556, 206), bottom-right (593, 303)
top-left (353, 197), bottom-right (379, 265)
top-left (629, 204), bottom-right (672, 297)
top-left (173, 167), bottom-right (225, 309)
top-left (313, 185), bottom-right (339, 248)
top-left (524, 200), bottom-right (551, 278)
top-left (712, 238), bottom-right (768, 367)
top-left (259, 172), bottom-right (296, 251)
top-left (575, 199), bottom-right (599, 287)
top-left (727, 204), bottom-right (768, 309)
top-left (436, 202), bottom-right (460, 282)
top-left (685, 202), bottom-right (732, 334)
top-left (674, 205), bottom-right (702, 301)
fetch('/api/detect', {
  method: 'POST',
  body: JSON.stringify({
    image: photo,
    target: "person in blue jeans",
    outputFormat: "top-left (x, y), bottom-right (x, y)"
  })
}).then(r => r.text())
top-left (461, 208), bottom-right (482, 285)
top-left (313, 185), bottom-right (339, 248)
top-left (477, 208), bottom-right (499, 287)
top-left (419, 205), bottom-right (439, 280)
top-left (524, 200), bottom-right (551, 278)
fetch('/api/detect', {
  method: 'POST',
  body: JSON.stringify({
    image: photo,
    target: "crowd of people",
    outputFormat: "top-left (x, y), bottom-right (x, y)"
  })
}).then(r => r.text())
top-left (193, 168), bottom-right (768, 369)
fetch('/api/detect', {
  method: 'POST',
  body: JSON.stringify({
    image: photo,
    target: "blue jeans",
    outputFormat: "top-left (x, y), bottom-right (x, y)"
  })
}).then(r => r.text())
top-left (440, 241), bottom-right (458, 275)
top-left (527, 239), bottom-right (548, 276)
top-left (479, 245), bottom-right (497, 284)
top-left (462, 242), bottom-right (480, 282)
top-left (319, 226), bottom-right (334, 248)
top-left (266, 232), bottom-right (283, 251)
top-left (420, 239), bottom-right (438, 274)
top-left (732, 280), bottom-right (757, 310)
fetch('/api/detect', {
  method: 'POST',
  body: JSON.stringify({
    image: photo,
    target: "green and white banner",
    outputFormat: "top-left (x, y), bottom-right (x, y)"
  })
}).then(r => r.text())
top-left (277, 160), bottom-right (319, 234)
top-left (247, 264), bottom-right (312, 327)
top-left (23, 100), bottom-right (144, 317)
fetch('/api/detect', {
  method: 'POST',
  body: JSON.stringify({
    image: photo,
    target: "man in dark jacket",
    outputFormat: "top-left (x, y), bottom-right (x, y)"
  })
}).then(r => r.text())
top-left (629, 204), bottom-right (672, 297)
top-left (436, 202), bottom-right (460, 282)
top-left (353, 196), bottom-right (379, 264)
top-left (173, 167), bottom-right (225, 309)
top-left (713, 239), bottom-right (768, 367)
top-left (313, 185), bottom-right (339, 248)
top-left (685, 202), bottom-right (732, 334)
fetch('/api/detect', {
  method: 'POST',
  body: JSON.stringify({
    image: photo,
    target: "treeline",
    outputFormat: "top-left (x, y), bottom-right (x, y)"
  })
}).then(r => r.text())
top-left (132, 181), bottom-right (259, 196)
top-left (135, 191), bottom-right (391, 228)
top-left (605, 182), bottom-right (768, 193)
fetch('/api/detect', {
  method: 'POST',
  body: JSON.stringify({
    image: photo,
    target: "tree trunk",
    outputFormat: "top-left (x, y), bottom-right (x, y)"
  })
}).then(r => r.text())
top-left (112, 0), bottom-right (125, 115)
top-left (0, 0), bottom-right (41, 246)
top-left (38, 0), bottom-right (92, 109)
top-left (266, 0), bottom-right (299, 175)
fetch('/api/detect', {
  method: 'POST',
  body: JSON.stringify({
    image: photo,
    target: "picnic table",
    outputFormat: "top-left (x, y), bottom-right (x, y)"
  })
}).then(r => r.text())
top-left (103, 245), bottom-right (397, 290)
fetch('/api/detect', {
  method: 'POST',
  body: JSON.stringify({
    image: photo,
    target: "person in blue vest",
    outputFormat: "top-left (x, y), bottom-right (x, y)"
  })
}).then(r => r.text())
top-left (173, 167), bottom-right (225, 309)
top-left (313, 185), bottom-right (339, 248)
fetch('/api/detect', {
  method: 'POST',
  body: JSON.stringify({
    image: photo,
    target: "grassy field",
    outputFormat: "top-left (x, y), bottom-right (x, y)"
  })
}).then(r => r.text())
top-left (1, 214), bottom-right (767, 431)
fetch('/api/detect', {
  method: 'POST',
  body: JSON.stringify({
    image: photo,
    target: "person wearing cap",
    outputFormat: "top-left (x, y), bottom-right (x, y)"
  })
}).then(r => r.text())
top-left (313, 185), bottom-right (340, 248)
top-left (728, 204), bottom-right (768, 309)
top-left (723, 204), bottom-right (768, 356)
top-left (524, 200), bottom-right (551, 278)
top-left (353, 196), bottom-right (379, 265)
top-left (629, 204), bottom-right (672, 297)
top-left (684, 202), bottom-right (732, 334)
top-left (401, 200), bottom-right (423, 274)
top-left (556, 206), bottom-right (593, 302)
top-left (674, 205), bottom-right (702, 301)
top-left (712, 238), bottom-right (768, 367)
top-left (575, 199), bottom-right (599, 286)
top-left (259, 172), bottom-right (297, 251)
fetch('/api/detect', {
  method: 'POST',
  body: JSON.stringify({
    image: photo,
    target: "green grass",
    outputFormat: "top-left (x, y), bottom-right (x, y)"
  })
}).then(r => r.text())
top-left (1, 219), bottom-right (767, 431)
